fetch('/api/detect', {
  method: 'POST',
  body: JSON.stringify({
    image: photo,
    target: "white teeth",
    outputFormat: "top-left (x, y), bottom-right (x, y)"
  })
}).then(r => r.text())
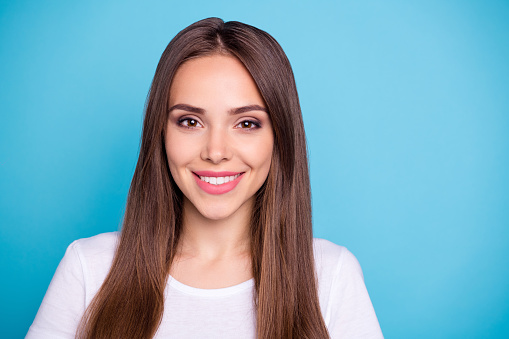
top-left (199, 174), bottom-right (241, 185)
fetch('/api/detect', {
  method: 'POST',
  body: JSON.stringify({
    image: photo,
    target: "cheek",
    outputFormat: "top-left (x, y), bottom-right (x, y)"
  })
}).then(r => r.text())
top-left (243, 133), bottom-right (274, 176)
top-left (164, 132), bottom-right (198, 176)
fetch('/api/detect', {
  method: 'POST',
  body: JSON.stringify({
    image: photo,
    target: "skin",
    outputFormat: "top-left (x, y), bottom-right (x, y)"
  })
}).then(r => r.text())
top-left (165, 54), bottom-right (274, 288)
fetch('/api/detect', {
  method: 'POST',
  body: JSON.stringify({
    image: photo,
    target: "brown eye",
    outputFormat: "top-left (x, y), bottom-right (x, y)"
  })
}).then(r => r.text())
top-left (237, 120), bottom-right (260, 129)
top-left (179, 118), bottom-right (202, 128)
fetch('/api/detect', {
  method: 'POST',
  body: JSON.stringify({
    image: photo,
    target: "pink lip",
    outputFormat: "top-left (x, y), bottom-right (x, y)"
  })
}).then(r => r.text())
top-left (193, 171), bottom-right (242, 177)
top-left (192, 171), bottom-right (244, 195)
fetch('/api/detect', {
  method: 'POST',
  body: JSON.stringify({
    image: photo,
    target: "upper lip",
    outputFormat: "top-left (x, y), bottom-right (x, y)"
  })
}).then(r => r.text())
top-left (193, 171), bottom-right (244, 177)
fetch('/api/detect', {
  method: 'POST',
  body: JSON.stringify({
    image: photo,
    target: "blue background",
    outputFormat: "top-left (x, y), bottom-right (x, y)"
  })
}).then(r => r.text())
top-left (1, 0), bottom-right (508, 338)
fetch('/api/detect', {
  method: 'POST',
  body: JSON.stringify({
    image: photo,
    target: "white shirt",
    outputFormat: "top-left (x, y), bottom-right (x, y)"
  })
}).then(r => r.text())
top-left (26, 232), bottom-right (383, 338)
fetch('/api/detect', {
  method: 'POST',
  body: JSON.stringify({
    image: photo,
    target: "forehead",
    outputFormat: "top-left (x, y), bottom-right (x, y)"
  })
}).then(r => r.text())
top-left (169, 55), bottom-right (265, 109)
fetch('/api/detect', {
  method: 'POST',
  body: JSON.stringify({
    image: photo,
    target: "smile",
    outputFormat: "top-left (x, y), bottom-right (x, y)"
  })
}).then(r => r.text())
top-left (198, 174), bottom-right (241, 185)
top-left (192, 171), bottom-right (244, 195)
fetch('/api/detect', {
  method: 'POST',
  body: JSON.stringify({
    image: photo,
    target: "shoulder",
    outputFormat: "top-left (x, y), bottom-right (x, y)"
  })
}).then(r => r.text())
top-left (312, 239), bottom-right (383, 338)
top-left (26, 232), bottom-right (121, 338)
top-left (312, 238), bottom-right (344, 258)
top-left (312, 238), bottom-right (367, 311)
top-left (70, 231), bottom-right (120, 256)
top-left (66, 232), bottom-right (120, 292)
top-left (312, 238), bottom-right (363, 280)
top-left (69, 231), bottom-right (120, 266)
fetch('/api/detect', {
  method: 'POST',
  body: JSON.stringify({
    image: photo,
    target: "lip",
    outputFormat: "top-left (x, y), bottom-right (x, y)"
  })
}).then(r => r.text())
top-left (193, 170), bottom-right (242, 177)
top-left (192, 171), bottom-right (245, 195)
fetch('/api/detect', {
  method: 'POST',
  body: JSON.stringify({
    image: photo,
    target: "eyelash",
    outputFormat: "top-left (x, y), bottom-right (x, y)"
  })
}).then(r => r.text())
top-left (177, 118), bottom-right (261, 130)
top-left (235, 120), bottom-right (261, 130)
top-left (178, 117), bottom-right (202, 129)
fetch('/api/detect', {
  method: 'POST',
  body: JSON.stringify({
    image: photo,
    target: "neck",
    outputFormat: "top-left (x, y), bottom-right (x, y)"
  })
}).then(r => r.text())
top-left (177, 197), bottom-right (252, 260)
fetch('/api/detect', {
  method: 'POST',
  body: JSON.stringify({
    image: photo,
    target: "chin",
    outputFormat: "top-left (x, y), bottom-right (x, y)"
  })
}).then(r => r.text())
top-left (183, 194), bottom-right (254, 223)
top-left (196, 206), bottom-right (237, 221)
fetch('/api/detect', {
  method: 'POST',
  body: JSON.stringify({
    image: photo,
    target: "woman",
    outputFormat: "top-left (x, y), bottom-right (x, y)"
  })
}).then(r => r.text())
top-left (27, 18), bottom-right (383, 338)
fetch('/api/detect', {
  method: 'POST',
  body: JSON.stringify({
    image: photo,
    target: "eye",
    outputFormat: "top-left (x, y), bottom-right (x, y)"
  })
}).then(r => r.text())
top-left (236, 120), bottom-right (260, 130)
top-left (178, 118), bottom-right (202, 128)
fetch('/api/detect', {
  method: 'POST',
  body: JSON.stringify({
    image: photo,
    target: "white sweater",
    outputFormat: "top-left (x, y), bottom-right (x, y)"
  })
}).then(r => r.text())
top-left (26, 232), bottom-right (383, 338)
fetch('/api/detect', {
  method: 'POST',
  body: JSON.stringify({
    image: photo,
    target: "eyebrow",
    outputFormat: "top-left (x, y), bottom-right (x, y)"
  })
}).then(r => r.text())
top-left (167, 104), bottom-right (268, 115)
top-left (167, 104), bottom-right (205, 114)
top-left (229, 105), bottom-right (268, 115)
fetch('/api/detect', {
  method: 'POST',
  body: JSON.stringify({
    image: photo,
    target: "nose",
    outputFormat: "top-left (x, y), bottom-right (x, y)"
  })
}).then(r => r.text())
top-left (201, 126), bottom-right (232, 164)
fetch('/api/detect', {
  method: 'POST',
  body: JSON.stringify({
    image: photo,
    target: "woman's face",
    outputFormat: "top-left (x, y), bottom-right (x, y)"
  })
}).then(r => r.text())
top-left (165, 54), bottom-right (274, 221)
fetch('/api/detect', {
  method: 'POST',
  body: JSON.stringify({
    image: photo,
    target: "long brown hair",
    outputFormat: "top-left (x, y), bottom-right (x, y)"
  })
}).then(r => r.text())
top-left (78, 17), bottom-right (329, 339)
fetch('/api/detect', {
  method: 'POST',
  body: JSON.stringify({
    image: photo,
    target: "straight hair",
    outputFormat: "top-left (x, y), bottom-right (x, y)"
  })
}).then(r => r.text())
top-left (77, 17), bottom-right (329, 339)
